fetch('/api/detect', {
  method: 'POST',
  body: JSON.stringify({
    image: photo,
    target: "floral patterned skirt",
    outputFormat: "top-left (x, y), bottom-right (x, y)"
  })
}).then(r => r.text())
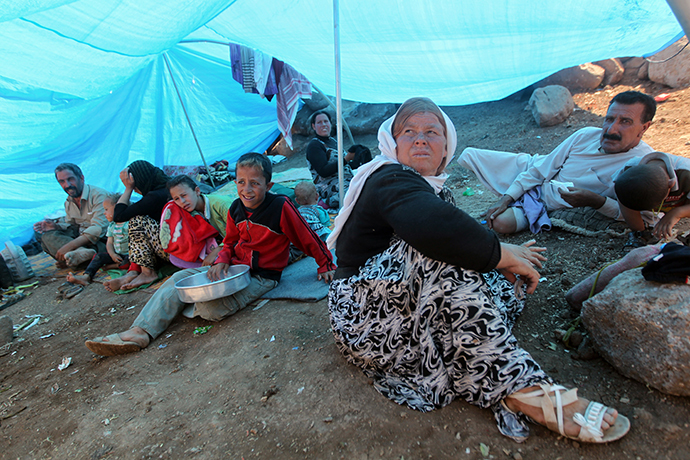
top-left (328, 238), bottom-right (549, 413)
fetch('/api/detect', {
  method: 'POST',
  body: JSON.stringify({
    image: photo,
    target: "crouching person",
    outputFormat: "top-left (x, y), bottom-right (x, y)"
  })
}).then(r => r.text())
top-left (85, 153), bottom-right (336, 356)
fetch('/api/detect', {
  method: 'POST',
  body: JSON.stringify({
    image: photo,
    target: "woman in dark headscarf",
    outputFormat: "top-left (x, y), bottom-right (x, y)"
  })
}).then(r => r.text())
top-left (107, 160), bottom-right (171, 291)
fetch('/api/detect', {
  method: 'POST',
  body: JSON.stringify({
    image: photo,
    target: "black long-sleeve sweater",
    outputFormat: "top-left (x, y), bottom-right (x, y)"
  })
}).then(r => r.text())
top-left (334, 164), bottom-right (501, 278)
top-left (306, 135), bottom-right (339, 179)
top-left (113, 188), bottom-right (170, 223)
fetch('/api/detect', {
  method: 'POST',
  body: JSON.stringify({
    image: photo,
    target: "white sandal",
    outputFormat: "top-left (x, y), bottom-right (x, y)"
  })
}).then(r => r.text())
top-left (507, 384), bottom-right (630, 443)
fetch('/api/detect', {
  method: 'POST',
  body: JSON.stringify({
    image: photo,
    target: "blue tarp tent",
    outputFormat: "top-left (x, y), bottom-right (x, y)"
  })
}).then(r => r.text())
top-left (0, 0), bottom-right (683, 246)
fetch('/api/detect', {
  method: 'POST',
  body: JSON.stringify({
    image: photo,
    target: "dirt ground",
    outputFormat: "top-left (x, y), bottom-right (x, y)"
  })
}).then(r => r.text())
top-left (2, 71), bottom-right (690, 460)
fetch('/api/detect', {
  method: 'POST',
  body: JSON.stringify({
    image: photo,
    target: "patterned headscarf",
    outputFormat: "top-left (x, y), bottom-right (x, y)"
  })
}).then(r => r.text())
top-left (128, 160), bottom-right (170, 196)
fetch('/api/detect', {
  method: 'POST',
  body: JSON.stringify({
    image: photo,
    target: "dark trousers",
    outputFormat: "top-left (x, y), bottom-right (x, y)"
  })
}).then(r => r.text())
top-left (84, 252), bottom-right (131, 279)
top-left (35, 224), bottom-right (106, 260)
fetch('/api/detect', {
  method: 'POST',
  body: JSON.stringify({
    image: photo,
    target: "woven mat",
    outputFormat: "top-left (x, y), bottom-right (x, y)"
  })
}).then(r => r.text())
top-left (28, 252), bottom-right (170, 293)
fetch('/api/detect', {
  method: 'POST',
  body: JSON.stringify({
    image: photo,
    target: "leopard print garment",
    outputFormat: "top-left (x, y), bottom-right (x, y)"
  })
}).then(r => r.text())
top-left (127, 215), bottom-right (170, 270)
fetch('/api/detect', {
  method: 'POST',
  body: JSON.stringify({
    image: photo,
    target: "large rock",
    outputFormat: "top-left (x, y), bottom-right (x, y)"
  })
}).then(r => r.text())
top-left (291, 105), bottom-right (324, 136)
top-left (539, 63), bottom-right (605, 91)
top-left (303, 91), bottom-right (330, 111)
top-left (622, 57), bottom-right (647, 71)
top-left (594, 58), bottom-right (624, 86)
top-left (582, 268), bottom-right (690, 396)
top-left (343, 103), bottom-right (397, 135)
top-left (528, 85), bottom-right (574, 127)
top-left (648, 37), bottom-right (690, 88)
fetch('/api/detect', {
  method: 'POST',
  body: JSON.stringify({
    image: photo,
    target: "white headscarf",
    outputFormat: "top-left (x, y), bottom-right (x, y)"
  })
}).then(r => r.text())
top-left (327, 104), bottom-right (457, 249)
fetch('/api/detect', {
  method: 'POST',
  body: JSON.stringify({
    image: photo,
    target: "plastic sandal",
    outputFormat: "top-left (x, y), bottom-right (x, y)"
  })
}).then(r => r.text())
top-left (506, 384), bottom-right (630, 443)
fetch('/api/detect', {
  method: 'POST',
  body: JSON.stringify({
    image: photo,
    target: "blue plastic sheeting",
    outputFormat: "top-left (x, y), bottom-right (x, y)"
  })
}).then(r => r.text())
top-left (0, 0), bottom-right (683, 246)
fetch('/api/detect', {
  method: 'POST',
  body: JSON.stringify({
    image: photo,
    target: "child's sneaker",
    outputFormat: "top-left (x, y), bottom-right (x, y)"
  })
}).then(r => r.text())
top-left (64, 248), bottom-right (96, 267)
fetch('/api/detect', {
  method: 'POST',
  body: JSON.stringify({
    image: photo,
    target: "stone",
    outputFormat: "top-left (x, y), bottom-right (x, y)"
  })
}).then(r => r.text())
top-left (637, 60), bottom-right (649, 80)
top-left (267, 137), bottom-right (295, 158)
top-left (582, 268), bottom-right (690, 396)
top-left (648, 37), bottom-right (690, 88)
top-left (303, 91), bottom-right (330, 111)
top-left (594, 58), bottom-right (624, 86)
top-left (343, 103), bottom-right (397, 135)
top-left (291, 105), bottom-right (321, 137)
top-left (539, 63), bottom-right (605, 91)
top-left (0, 315), bottom-right (12, 345)
top-left (528, 85), bottom-right (574, 127)
top-left (623, 57), bottom-right (647, 70)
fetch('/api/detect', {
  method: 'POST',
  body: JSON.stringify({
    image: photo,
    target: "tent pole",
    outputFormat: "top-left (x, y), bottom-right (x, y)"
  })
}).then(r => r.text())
top-left (311, 85), bottom-right (355, 145)
top-left (162, 53), bottom-right (216, 189)
top-left (666, 0), bottom-right (690, 40)
top-left (333, 0), bottom-right (344, 209)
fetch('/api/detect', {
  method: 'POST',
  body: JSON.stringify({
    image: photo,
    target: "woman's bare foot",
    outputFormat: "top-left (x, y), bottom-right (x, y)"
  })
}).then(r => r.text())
top-left (104, 271), bottom-right (138, 292)
top-left (506, 385), bottom-right (618, 440)
top-left (120, 267), bottom-right (158, 291)
top-left (66, 272), bottom-right (91, 286)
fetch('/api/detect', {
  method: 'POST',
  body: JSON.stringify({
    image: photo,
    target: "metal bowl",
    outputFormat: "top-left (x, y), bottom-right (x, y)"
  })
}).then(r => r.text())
top-left (175, 265), bottom-right (251, 303)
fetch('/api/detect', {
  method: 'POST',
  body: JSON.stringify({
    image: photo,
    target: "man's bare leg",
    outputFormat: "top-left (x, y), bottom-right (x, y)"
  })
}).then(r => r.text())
top-left (99, 326), bottom-right (150, 349)
top-left (120, 266), bottom-right (159, 290)
top-left (104, 270), bottom-right (138, 292)
top-left (491, 208), bottom-right (520, 234)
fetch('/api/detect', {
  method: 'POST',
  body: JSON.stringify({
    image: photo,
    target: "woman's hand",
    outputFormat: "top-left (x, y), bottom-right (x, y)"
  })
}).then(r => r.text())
top-left (496, 240), bottom-right (547, 295)
top-left (119, 167), bottom-right (136, 190)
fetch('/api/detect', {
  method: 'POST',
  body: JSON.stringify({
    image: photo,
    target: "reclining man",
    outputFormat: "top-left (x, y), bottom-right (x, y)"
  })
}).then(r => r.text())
top-left (33, 163), bottom-right (109, 268)
top-left (458, 91), bottom-right (657, 234)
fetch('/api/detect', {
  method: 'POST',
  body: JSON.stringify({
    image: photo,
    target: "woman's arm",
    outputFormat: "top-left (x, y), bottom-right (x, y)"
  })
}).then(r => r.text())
top-left (306, 139), bottom-right (339, 178)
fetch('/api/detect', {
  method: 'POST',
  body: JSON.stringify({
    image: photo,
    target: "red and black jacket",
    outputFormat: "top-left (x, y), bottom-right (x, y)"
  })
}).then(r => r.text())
top-left (216, 193), bottom-right (335, 281)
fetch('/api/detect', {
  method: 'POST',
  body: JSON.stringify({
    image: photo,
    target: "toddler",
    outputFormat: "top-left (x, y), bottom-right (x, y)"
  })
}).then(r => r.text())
top-left (294, 181), bottom-right (332, 241)
top-left (67, 194), bottom-right (140, 286)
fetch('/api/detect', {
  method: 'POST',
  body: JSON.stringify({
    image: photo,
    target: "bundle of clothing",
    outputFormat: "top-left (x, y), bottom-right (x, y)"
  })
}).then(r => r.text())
top-left (229, 44), bottom-right (311, 148)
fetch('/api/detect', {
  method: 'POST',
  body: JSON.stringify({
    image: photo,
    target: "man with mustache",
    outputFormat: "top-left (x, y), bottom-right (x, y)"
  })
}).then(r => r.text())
top-left (33, 163), bottom-right (109, 268)
top-left (459, 91), bottom-right (656, 234)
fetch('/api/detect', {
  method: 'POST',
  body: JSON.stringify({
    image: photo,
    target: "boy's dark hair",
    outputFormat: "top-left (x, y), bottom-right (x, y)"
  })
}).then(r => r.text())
top-left (103, 192), bottom-right (122, 206)
top-left (609, 91), bottom-right (657, 124)
top-left (55, 163), bottom-right (83, 178)
top-left (615, 164), bottom-right (669, 211)
top-left (236, 152), bottom-right (272, 183)
top-left (310, 110), bottom-right (333, 127)
top-left (167, 175), bottom-right (199, 191)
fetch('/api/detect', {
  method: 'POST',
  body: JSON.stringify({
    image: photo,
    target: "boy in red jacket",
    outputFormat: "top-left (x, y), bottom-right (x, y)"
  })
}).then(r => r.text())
top-left (85, 153), bottom-right (336, 356)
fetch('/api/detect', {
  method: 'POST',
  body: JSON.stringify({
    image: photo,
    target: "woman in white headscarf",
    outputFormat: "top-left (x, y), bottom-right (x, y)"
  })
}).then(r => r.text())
top-left (327, 98), bottom-right (629, 444)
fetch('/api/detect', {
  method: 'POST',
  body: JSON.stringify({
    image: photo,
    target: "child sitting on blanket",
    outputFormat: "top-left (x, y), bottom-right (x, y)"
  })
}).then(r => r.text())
top-left (85, 153), bottom-right (336, 356)
top-left (161, 175), bottom-right (234, 268)
top-left (67, 193), bottom-right (141, 286)
top-left (294, 181), bottom-right (332, 241)
top-left (615, 152), bottom-right (690, 248)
